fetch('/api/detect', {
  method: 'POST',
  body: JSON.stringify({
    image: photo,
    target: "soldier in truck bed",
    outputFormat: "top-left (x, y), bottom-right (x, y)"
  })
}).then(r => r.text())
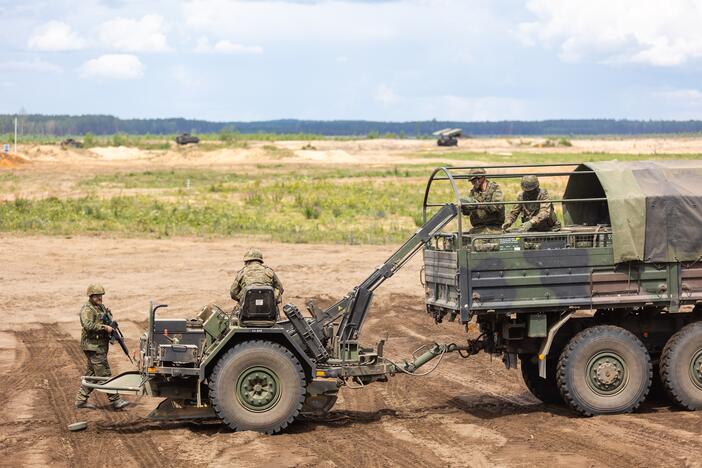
top-left (230, 248), bottom-right (284, 306)
top-left (460, 167), bottom-right (505, 235)
top-left (502, 175), bottom-right (560, 232)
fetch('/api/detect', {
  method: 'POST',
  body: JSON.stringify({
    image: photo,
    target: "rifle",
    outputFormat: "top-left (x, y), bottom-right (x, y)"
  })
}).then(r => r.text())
top-left (103, 314), bottom-right (134, 365)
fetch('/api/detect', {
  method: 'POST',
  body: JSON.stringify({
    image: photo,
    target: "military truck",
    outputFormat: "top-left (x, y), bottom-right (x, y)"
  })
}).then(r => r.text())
top-left (433, 128), bottom-right (461, 147)
top-left (84, 161), bottom-right (702, 433)
top-left (176, 133), bottom-right (200, 145)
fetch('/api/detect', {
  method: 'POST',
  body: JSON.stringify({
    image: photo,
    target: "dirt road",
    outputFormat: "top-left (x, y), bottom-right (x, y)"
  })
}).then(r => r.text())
top-left (1, 235), bottom-right (700, 467)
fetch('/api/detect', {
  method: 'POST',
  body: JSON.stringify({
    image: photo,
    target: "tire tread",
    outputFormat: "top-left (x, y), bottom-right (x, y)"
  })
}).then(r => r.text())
top-left (208, 340), bottom-right (306, 434)
top-left (556, 325), bottom-right (651, 416)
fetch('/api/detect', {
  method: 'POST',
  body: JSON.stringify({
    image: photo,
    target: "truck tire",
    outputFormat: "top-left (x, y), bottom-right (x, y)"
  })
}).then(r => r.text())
top-left (519, 355), bottom-right (562, 404)
top-left (557, 325), bottom-right (651, 416)
top-left (209, 340), bottom-right (306, 434)
top-left (301, 394), bottom-right (338, 416)
top-left (660, 321), bottom-right (702, 410)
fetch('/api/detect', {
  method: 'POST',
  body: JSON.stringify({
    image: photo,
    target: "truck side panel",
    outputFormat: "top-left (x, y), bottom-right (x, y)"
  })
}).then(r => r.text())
top-left (466, 247), bottom-right (670, 311)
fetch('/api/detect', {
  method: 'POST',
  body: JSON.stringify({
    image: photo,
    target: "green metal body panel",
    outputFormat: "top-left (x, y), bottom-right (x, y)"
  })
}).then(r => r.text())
top-left (200, 327), bottom-right (316, 378)
top-left (424, 230), bottom-right (702, 321)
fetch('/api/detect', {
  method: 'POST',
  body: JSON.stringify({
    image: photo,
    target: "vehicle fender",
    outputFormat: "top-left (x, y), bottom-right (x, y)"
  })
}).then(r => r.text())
top-left (200, 327), bottom-right (316, 380)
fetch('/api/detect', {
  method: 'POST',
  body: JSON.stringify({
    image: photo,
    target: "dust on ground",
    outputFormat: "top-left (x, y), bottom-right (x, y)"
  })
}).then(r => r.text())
top-left (0, 235), bottom-right (700, 468)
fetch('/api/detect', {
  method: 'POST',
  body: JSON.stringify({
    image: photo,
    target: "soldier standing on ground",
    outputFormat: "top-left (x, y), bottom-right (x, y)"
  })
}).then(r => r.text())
top-left (75, 284), bottom-right (130, 410)
top-left (461, 168), bottom-right (505, 251)
top-left (502, 175), bottom-right (560, 232)
top-left (230, 248), bottom-right (284, 307)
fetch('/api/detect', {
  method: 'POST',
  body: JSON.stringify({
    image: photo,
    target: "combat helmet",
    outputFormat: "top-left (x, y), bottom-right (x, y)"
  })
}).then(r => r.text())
top-left (243, 248), bottom-right (263, 263)
top-left (86, 284), bottom-right (105, 296)
top-left (521, 175), bottom-right (540, 192)
top-left (468, 168), bottom-right (487, 181)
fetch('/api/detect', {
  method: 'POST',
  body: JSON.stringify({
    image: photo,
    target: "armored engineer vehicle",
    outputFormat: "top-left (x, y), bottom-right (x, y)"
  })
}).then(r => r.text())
top-left (84, 161), bottom-right (702, 434)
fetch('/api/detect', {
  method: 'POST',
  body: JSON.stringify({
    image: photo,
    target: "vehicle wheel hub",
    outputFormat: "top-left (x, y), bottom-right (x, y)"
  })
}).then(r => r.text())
top-left (691, 349), bottom-right (702, 390)
top-left (587, 352), bottom-right (627, 395)
top-left (237, 367), bottom-right (280, 412)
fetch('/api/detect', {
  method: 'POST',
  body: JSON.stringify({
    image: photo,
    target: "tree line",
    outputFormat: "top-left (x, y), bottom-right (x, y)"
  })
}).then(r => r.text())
top-left (2, 114), bottom-right (702, 136)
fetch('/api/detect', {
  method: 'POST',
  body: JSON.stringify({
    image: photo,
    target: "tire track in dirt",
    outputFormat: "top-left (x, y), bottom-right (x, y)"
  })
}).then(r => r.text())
top-left (46, 327), bottom-right (170, 468)
top-left (16, 330), bottom-right (106, 466)
top-left (0, 335), bottom-right (32, 416)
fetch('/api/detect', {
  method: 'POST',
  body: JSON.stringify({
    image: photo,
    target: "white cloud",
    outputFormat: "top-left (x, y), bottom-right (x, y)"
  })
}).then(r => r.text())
top-left (99, 14), bottom-right (170, 52)
top-left (181, 0), bottom-right (499, 45)
top-left (517, 0), bottom-right (702, 66)
top-left (336, 56), bottom-right (350, 63)
top-left (193, 36), bottom-right (263, 54)
top-left (0, 59), bottom-right (62, 74)
top-left (28, 20), bottom-right (86, 51)
top-left (79, 54), bottom-right (144, 79)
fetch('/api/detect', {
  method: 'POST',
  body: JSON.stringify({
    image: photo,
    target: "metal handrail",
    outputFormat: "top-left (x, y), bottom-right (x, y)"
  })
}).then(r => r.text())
top-left (422, 162), bottom-right (606, 239)
top-left (432, 171), bottom-right (595, 179)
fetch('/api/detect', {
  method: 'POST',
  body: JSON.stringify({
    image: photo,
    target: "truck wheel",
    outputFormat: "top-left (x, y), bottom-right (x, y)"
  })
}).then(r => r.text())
top-left (519, 355), bottom-right (562, 404)
top-left (301, 393), bottom-right (338, 416)
top-left (660, 321), bottom-right (702, 410)
top-left (209, 340), bottom-right (306, 434)
top-left (557, 325), bottom-right (651, 416)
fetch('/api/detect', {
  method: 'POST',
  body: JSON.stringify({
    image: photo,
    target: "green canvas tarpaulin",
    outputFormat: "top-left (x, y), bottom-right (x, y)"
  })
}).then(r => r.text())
top-left (563, 160), bottom-right (702, 264)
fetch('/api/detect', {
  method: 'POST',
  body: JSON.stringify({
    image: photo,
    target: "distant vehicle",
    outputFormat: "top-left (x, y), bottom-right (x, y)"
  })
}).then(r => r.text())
top-left (432, 128), bottom-right (462, 147)
top-left (60, 138), bottom-right (83, 149)
top-left (176, 133), bottom-right (200, 145)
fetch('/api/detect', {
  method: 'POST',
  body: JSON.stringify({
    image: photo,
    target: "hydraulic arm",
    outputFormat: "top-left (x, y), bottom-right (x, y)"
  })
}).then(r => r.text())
top-left (305, 203), bottom-right (458, 344)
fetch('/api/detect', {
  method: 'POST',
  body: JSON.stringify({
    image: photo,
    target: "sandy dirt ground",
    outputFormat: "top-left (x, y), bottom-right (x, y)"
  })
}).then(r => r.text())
top-left (1, 236), bottom-right (701, 468)
top-left (1, 138), bottom-right (701, 467)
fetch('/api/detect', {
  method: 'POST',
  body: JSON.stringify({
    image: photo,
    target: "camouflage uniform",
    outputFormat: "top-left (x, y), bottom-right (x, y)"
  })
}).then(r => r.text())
top-left (75, 301), bottom-right (120, 404)
top-left (504, 188), bottom-right (560, 232)
top-left (230, 262), bottom-right (284, 305)
top-left (462, 173), bottom-right (505, 252)
top-left (462, 181), bottom-right (505, 233)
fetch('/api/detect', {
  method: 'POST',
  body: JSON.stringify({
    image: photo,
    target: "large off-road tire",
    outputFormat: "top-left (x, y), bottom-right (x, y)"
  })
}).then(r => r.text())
top-left (660, 321), bottom-right (702, 410)
top-left (300, 393), bottom-right (338, 416)
top-left (209, 341), bottom-right (306, 434)
top-left (519, 355), bottom-right (563, 404)
top-left (557, 325), bottom-right (651, 416)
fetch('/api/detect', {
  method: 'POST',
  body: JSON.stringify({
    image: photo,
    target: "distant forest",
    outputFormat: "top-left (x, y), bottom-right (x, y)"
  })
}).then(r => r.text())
top-left (3, 114), bottom-right (702, 136)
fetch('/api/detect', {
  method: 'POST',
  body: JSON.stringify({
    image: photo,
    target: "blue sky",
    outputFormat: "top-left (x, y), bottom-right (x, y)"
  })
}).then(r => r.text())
top-left (1, 0), bottom-right (702, 121)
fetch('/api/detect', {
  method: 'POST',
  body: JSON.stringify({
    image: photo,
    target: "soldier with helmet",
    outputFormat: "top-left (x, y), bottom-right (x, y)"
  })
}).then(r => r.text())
top-left (74, 284), bottom-right (130, 410)
top-left (461, 167), bottom-right (505, 234)
top-left (502, 175), bottom-right (560, 232)
top-left (230, 248), bottom-right (284, 307)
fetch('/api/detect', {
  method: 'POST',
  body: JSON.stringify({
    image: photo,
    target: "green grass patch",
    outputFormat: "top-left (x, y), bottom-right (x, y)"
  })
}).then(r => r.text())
top-left (4, 172), bottom-right (457, 243)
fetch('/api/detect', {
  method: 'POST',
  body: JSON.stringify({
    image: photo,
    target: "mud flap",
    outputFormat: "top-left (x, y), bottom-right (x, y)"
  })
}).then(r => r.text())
top-left (147, 398), bottom-right (217, 421)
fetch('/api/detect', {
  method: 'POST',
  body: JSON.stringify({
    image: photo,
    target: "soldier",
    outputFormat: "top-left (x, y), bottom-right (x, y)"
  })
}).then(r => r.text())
top-left (502, 175), bottom-right (560, 232)
top-left (230, 248), bottom-right (284, 306)
top-left (461, 168), bottom-right (505, 251)
top-left (75, 284), bottom-right (130, 410)
top-left (461, 167), bottom-right (505, 234)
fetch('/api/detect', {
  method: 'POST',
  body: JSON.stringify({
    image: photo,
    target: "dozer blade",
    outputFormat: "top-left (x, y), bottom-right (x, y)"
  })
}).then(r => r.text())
top-left (81, 371), bottom-right (146, 395)
top-left (147, 398), bottom-right (217, 421)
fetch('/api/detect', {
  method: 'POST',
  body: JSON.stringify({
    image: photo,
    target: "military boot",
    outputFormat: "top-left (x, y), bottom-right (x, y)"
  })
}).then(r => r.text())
top-left (75, 400), bottom-right (96, 410)
top-left (111, 398), bottom-right (130, 410)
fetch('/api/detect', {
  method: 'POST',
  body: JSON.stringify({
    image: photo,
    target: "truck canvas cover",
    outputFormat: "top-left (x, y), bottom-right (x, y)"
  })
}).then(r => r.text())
top-left (564, 160), bottom-right (702, 264)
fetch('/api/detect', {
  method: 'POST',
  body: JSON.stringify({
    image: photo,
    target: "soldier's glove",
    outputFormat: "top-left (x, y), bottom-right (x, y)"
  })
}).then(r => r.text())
top-left (518, 221), bottom-right (533, 232)
top-left (461, 196), bottom-right (478, 210)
